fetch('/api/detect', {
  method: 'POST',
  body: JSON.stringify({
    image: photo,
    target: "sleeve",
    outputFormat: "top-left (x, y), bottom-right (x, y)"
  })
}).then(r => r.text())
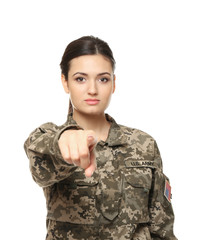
top-left (148, 141), bottom-right (178, 240)
top-left (24, 122), bottom-right (81, 188)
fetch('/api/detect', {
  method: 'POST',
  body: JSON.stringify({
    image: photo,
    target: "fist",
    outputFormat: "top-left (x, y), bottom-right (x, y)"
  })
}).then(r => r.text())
top-left (58, 129), bottom-right (97, 177)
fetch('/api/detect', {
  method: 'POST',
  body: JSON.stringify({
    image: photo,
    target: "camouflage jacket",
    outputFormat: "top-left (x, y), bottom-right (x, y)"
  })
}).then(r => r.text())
top-left (24, 113), bottom-right (177, 240)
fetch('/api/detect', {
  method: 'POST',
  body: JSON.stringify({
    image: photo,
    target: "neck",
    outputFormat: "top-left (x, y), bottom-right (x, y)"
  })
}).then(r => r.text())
top-left (72, 110), bottom-right (111, 141)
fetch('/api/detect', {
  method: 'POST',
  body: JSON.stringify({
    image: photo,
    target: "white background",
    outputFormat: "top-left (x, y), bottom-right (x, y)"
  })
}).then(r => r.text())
top-left (0, 0), bottom-right (205, 239)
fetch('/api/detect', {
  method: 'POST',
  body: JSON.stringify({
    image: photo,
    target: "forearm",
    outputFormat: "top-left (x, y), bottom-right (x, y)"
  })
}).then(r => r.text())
top-left (24, 123), bottom-right (78, 187)
top-left (149, 201), bottom-right (177, 239)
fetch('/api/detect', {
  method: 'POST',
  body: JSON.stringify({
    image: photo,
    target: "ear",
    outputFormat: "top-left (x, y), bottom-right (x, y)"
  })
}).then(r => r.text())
top-left (112, 75), bottom-right (116, 93)
top-left (61, 74), bottom-right (70, 93)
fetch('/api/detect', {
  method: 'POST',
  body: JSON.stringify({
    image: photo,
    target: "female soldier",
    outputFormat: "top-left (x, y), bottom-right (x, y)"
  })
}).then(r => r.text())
top-left (24, 36), bottom-right (177, 239)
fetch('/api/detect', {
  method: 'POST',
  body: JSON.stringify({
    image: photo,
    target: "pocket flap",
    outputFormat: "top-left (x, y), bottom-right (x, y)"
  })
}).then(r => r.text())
top-left (124, 165), bottom-right (152, 189)
top-left (125, 173), bottom-right (151, 189)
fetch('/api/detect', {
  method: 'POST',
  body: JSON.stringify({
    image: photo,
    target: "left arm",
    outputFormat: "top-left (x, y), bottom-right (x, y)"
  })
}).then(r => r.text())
top-left (148, 141), bottom-right (177, 240)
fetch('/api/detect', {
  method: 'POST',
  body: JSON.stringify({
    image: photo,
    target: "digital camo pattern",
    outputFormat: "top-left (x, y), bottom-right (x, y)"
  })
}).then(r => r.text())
top-left (24, 113), bottom-right (177, 239)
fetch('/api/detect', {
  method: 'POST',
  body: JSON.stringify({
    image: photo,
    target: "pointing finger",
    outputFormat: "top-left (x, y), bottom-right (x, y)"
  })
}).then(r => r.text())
top-left (87, 135), bottom-right (97, 150)
top-left (84, 149), bottom-right (96, 177)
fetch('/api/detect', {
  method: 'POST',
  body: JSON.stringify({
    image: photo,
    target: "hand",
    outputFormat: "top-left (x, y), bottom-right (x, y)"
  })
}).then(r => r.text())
top-left (58, 130), bottom-right (97, 177)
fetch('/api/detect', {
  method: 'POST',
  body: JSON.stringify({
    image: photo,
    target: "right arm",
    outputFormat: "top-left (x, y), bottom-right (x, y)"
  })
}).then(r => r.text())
top-left (24, 123), bottom-right (96, 188)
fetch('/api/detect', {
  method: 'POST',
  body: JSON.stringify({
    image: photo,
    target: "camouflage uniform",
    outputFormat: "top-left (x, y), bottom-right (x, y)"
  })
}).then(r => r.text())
top-left (24, 113), bottom-right (177, 240)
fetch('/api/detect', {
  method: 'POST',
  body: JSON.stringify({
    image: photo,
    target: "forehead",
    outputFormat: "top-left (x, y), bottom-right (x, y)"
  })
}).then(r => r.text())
top-left (69, 54), bottom-right (113, 73)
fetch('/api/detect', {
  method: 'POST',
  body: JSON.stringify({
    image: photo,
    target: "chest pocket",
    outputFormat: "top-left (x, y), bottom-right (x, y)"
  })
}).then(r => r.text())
top-left (56, 169), bottom-right (99, 224)
top-left (123, 160), bottom-right (153, 223)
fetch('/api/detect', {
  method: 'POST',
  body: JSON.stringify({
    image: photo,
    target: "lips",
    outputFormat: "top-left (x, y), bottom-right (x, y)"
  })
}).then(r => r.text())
top-left (85, 99), bottom-right (100, 105)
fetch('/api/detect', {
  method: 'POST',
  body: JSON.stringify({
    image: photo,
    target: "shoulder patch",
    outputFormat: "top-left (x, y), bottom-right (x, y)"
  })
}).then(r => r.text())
top-left (164, 179), bottom-right (172, 203)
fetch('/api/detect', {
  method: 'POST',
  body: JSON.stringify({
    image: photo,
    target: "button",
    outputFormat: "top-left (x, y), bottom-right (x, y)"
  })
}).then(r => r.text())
top-left (97, 140), bottom-right (106, 147)
top-left (143, 188), bottom-right (149, 193)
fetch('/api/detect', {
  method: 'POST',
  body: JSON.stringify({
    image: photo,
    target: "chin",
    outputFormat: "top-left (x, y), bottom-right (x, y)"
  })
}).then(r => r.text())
top-left (86, 110), bottom-right (105, 116)
top-left (76, 108), bottom-right (106, 116)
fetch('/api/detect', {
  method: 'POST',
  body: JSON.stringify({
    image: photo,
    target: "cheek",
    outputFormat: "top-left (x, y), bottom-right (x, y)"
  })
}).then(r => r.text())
top-left (100, 91), bottom-right (113, 106)
top-left (70, 85), bottom-right (84, 96)
top-left (69, 89), bottom-right (80, 103)
top-left (104, 86), bottom-right (113, 98)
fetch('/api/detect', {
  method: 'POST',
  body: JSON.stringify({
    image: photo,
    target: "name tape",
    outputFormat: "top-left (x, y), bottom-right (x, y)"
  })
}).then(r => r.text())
top-left (125, 160), bottom-right (157, 168)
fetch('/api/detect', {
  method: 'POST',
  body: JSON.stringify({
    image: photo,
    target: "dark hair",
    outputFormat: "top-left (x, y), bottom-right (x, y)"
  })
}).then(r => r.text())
top-left (60, 36), bottom-right (116, 80)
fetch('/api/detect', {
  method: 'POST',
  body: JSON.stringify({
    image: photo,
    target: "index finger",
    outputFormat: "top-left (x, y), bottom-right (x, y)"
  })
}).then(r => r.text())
top-left (87, 135), bottom-right (97, 150)
top-left (84, 148), bottom-right (96, 177)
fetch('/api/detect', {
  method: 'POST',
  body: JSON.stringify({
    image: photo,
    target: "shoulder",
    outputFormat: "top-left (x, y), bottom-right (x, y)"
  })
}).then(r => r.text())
top-left (118, 123), bottom-right (158, 159)
top-left (25, 121), bottom-right (69, 147)
top-left (117, 123), bottom-right (162, 169)
top-left (37, 121), bottom-right (68, 133)
top-left (118, 123), bottom-right (156, 145)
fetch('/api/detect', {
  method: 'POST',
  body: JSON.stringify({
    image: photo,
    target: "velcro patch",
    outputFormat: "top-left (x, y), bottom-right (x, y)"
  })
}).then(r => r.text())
top-left (164, 179), bottom-right (172, 203)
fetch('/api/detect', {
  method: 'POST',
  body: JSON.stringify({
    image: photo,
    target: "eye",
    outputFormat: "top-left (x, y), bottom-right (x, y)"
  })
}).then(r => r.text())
top-left (99, 77), bottom-right (109, 83)
top-left (75, 77), bottom-right (86, 82)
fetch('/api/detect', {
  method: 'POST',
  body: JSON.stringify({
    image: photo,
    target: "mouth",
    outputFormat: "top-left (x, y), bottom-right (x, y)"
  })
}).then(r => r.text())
top-left (85, 99), bottom-right (100, 105)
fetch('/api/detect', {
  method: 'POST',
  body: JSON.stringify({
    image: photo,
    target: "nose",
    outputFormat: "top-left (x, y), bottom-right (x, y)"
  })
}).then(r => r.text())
top-left (88, 79), bottom-right (98, 95)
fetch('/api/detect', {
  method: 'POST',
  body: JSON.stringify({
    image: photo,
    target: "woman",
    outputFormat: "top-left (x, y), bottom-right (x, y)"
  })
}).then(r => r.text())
top-left (24, 36), bottom-right (177, 240)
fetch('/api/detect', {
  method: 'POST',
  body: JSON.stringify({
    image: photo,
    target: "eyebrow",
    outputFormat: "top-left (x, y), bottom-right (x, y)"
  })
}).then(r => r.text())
top-left (72, 72), bottom-right (111, 77)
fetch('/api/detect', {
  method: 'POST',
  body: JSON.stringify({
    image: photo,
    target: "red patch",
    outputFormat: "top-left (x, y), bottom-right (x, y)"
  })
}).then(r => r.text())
top-left (164, 180), bottom-right (171, 202)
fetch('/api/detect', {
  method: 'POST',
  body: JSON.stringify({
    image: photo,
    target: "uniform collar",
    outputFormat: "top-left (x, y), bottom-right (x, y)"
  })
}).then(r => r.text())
top-left (66, 113), bottom-right (128, 147)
